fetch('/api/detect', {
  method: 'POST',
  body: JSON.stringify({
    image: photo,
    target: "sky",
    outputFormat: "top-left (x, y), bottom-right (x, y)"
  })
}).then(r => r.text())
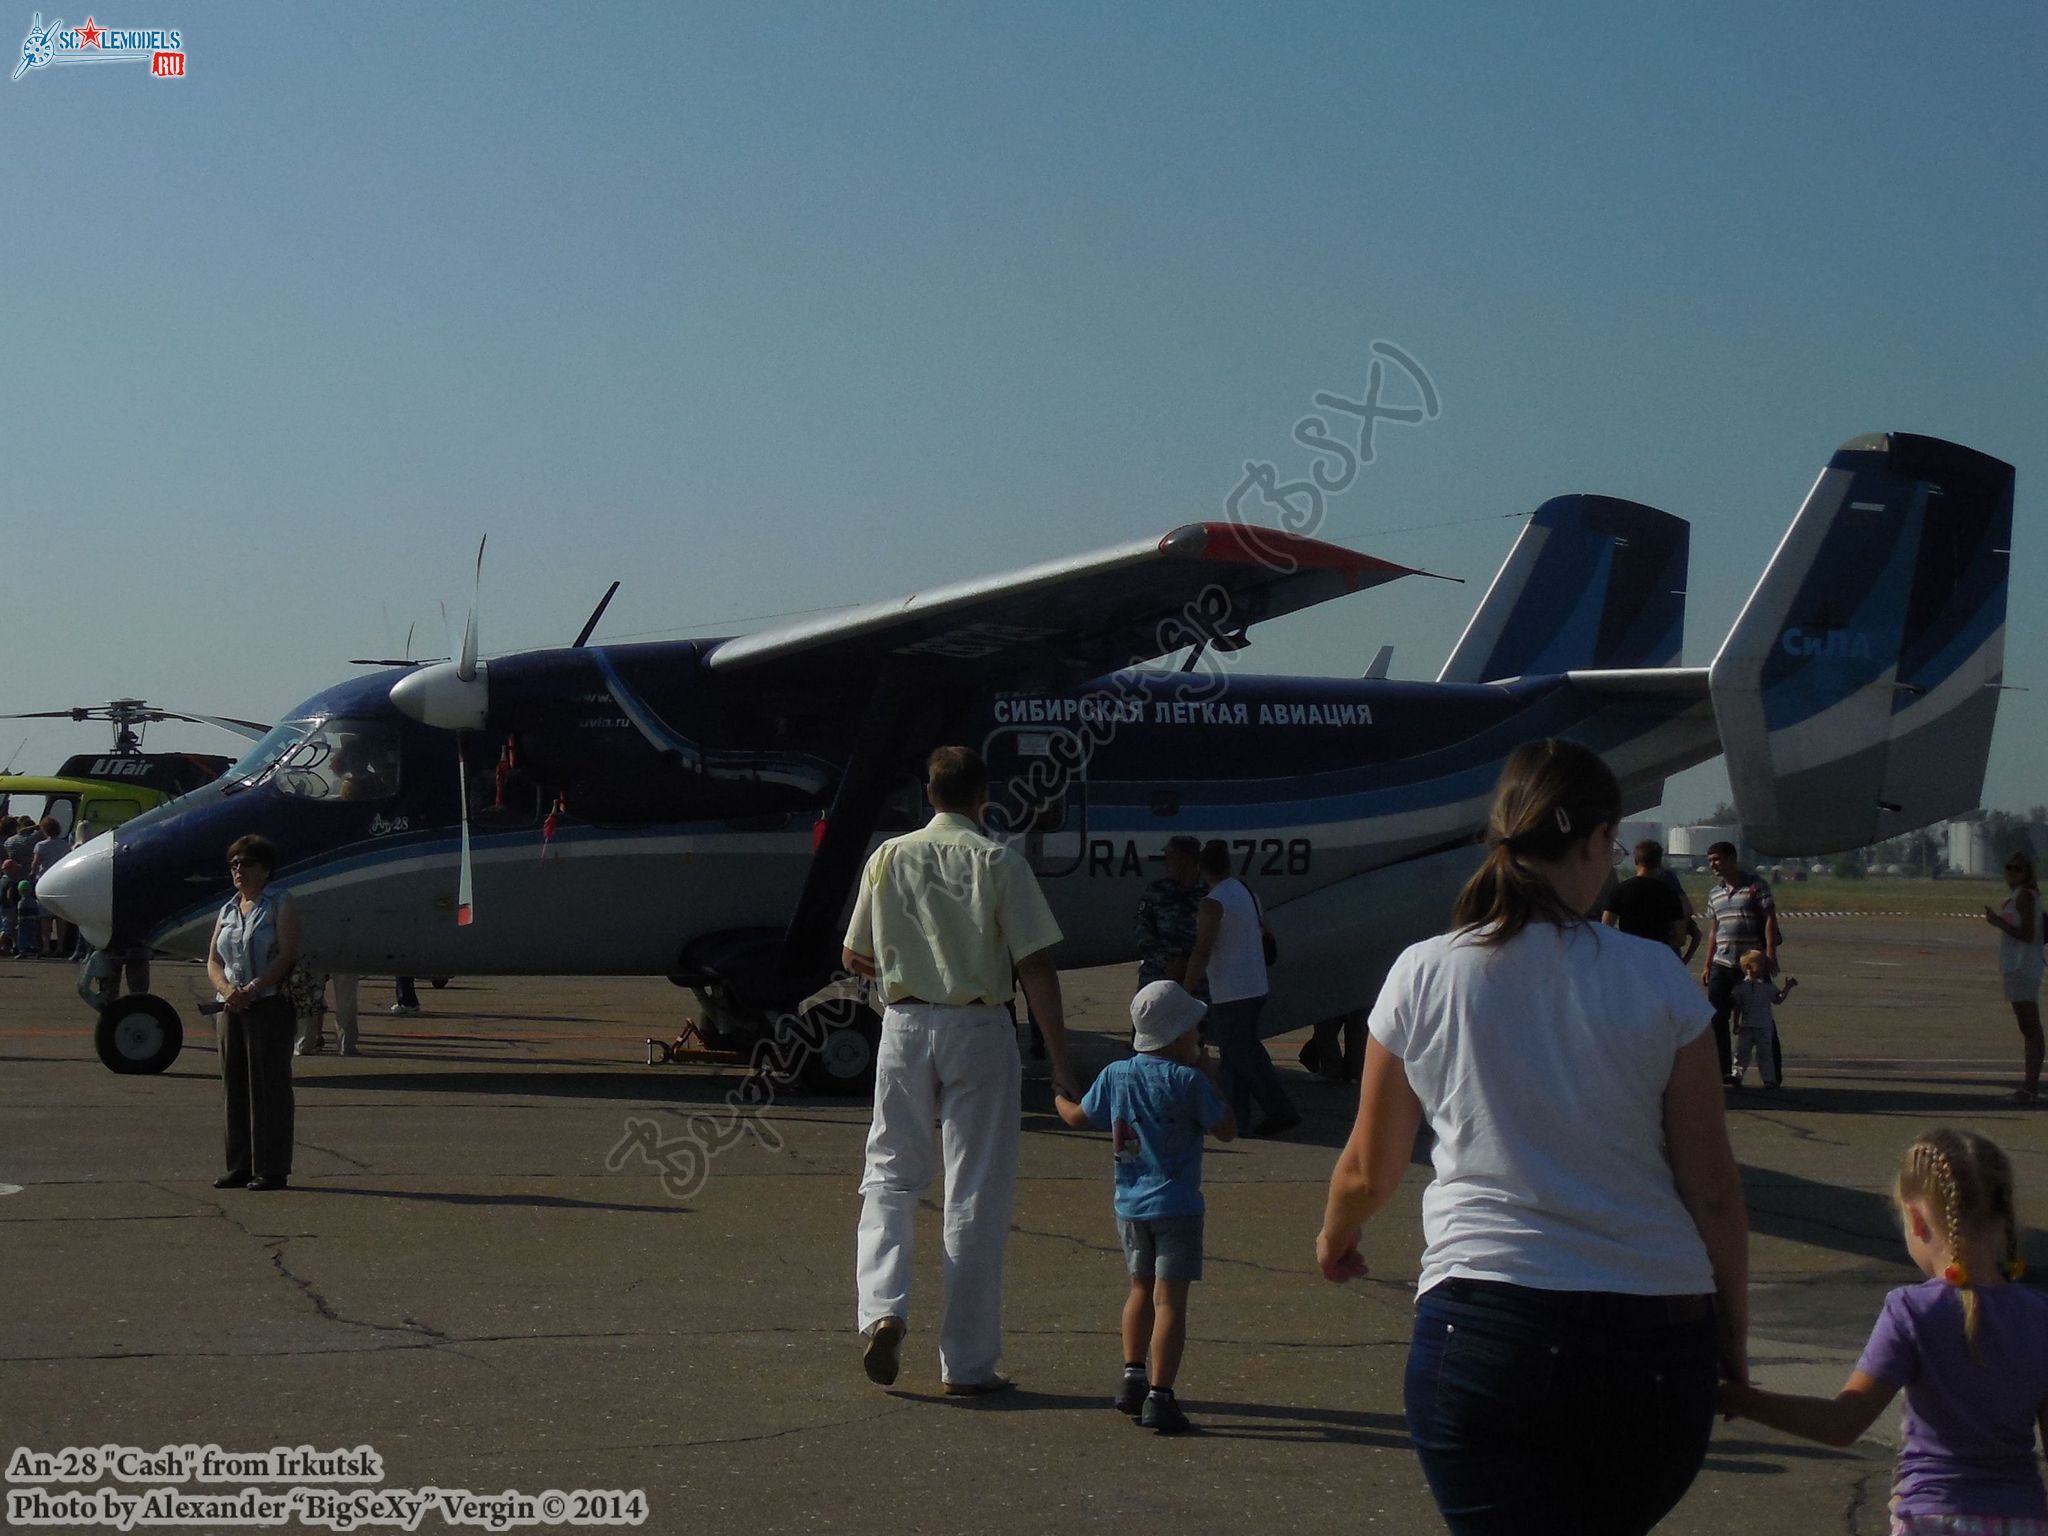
top-left (4, 3), bottom-right (2043, 825)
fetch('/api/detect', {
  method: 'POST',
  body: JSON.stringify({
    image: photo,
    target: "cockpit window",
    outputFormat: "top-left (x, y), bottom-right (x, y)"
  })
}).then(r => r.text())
top-left (272, 720), bottom-right (402, 802)
top-left (227, 720), bottom-right (316, 786)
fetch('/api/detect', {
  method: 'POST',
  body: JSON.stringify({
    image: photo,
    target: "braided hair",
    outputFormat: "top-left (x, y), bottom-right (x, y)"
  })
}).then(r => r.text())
top-left (1452, 739), bottom-right (1621, 946)
top-left (1896, 1128), bottom-right (2023, 1361)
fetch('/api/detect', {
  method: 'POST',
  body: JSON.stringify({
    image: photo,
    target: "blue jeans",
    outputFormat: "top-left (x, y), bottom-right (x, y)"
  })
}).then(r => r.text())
top-left (1405, 1279), bottom-right (1718, 1536)
top-left (1208, 994), bottom-right (1295, 1127)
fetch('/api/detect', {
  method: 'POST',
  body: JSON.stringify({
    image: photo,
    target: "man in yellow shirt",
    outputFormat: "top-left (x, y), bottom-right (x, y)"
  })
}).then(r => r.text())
top-left (842, 745), bottom-right (1075, 1394)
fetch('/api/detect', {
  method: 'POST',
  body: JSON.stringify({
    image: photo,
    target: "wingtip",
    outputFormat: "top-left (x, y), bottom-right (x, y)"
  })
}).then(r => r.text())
top-left (1166, 521), bottom-right (1419, 580)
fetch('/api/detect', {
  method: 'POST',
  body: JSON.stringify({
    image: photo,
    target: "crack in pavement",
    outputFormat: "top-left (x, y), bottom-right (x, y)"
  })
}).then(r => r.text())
top-left (660, 1399), bottom-right (917, 1450)
top-left (297, 1139), bottom-right (373, 1172)
top-left (0, 1211), bottom-right (220, 1223)
top-left (0, 1321), bottom-right (900, 1366)
top-left (1843, 1469), bottom-right (1873, 1534)
top-left (159, 1181), bottom-right (468, 1356)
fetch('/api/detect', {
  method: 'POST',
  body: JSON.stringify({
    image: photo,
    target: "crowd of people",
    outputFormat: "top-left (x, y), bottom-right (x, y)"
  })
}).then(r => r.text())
top-left (840, 740), bottom-right (2046, 1535)
top-left (0, 814), bottom-right (79, 959)
top-left (107, 733), bottom-right (2047, 1529)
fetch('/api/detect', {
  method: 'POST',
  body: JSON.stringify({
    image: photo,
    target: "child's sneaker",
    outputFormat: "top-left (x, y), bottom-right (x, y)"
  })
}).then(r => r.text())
top-left (1114, 1367), bottom-right (1148, 1416)
top-left (1139, 1389), bottom-right (1192, 1435)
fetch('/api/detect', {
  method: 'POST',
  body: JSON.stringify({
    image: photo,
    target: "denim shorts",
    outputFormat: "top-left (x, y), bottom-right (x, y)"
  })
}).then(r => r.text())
top-left (1118, 1213), bottom-right (1204, 1280)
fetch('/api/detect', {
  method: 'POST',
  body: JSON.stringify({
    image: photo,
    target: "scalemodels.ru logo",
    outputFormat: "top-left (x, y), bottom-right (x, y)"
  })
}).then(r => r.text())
top-left (13, 12), bottom-right (185, 81)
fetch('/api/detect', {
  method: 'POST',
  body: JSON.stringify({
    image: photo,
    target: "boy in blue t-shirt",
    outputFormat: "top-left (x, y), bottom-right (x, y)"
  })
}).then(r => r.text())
top-left (1055, 980), bottom-right (1236, 1434)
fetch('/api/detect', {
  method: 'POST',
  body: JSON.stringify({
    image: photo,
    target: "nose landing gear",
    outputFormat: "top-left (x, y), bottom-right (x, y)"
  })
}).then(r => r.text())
top-left (94, 993), bottom-right (184, 1075)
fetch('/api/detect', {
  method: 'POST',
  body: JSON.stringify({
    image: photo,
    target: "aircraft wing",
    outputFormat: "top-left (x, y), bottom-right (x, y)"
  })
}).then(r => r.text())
top-left (703, 522), bottom-right (1431, 687)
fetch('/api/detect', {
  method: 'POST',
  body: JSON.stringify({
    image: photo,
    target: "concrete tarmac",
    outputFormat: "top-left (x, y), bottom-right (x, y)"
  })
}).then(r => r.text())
top-left (3, 916), bottom-right (2044, 1534)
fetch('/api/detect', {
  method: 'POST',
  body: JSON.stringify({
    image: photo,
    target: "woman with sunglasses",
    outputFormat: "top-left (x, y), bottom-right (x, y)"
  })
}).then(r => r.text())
top-left (206, 835), bottom-right (303, 1189)
top-left (1984, 848), bottom-right (2043, 1103)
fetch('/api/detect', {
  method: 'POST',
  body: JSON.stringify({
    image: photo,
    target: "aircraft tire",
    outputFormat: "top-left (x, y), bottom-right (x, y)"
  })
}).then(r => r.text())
top-left (95, 994), bottom-right (184, 1075)
top-left (429, 977), bottom-right (451, 989)
top-left (798, 1007), bottom-right (881, 1096)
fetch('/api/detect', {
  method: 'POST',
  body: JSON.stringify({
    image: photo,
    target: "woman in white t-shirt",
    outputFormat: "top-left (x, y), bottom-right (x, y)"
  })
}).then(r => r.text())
top-left (1183, 839), bottom-right (1299, 1137)
top-left (1982, 846), bottom-right (2043, 1103)
top-left (1315, 739), bottom-right (1748, 1536)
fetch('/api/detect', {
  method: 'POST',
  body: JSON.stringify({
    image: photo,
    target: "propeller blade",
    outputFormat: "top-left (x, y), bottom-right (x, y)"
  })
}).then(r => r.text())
top-left (457, 536), bottom-right (485, 683)
top-left (455, 741), bottom-right (475, 927)
top-left (572, 581), bottom-right (620, 649)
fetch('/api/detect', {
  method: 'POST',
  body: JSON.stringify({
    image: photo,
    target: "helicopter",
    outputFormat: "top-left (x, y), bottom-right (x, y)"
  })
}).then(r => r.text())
top-left (36, 432), bottom-right (2016, 1091)
top-left (0, 700), bottom-right (266, 848)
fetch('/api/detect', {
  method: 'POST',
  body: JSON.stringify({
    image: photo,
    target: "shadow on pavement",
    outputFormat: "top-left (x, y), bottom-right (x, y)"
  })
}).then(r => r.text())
top-left (1741, 1166), bottom-right (1904, 1264)
top-left (1187, 1399), bottom-right (1409, 1447)
top-left (1736, 1083), bottom-right (2022, 1115)
top-left (292, 1069), bottom-right (763, 1105)
top-left (1701, 1435), bottom-right (1874, 1476)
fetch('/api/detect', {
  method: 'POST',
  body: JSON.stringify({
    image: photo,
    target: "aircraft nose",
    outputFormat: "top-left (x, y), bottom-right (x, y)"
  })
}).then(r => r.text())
top-left (36, 835), bottom-right (115, 950)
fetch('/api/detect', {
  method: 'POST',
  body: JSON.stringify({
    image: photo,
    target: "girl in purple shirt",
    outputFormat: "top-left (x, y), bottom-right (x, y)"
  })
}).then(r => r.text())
top-left (1722, 1129), bottom-right (2048, 1535)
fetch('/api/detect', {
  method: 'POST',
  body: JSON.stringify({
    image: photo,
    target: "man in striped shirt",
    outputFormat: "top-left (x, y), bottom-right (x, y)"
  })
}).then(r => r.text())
top-left (1700, 841), bottom-right (1782, 1083)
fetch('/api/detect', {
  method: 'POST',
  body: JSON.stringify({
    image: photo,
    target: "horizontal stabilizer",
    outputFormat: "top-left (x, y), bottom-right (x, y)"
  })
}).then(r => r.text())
top-left (1439, 496), bottom-right (1689, 683)
top-left (1709, 433), bottom-right (2014, 854)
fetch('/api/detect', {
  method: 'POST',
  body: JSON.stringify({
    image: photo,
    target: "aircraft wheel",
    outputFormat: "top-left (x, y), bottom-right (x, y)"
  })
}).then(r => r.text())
top-left (95, 994), bottom-right (184, 1075)
top-left (429, 977), bottom-right (451, 989)
top-left (798, 1007), bottom-right (881, 1095)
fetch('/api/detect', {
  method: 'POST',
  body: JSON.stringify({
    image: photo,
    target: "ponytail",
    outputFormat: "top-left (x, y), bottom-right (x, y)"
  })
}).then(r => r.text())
top-left (1451, 739), bottom-right (1621, 946)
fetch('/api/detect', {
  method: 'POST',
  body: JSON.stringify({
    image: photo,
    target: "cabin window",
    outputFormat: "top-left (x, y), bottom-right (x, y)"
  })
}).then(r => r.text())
top-left (273, 721), bottom-right (402, 803)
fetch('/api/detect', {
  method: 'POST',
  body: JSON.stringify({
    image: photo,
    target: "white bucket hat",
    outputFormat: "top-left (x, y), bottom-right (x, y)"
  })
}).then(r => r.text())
top-left (1130, 980), bottom-right (1206, 1053)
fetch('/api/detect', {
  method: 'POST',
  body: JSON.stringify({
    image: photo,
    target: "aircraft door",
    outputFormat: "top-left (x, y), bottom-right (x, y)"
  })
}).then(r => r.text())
top-left (77, 796), bottom-right (142, 844)
top-left (980, 725), bottom-right (1087, 878)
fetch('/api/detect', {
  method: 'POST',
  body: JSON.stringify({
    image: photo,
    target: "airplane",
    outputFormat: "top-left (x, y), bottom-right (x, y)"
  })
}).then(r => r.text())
top-left (38, 431), bottom-right (2014, 1090)
top-left (0, 700), bottom-right (266, 846)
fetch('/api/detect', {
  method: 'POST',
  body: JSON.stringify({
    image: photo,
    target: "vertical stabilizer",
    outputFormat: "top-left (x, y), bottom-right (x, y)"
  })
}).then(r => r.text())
top-left (1438, 495), bottom-right (1689, 683)
top-left (1709, 433), bottom-right (2013, 854)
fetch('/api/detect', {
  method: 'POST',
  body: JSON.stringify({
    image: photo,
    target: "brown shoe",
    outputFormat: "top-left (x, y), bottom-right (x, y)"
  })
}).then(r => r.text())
top-left (861, 1317), bottom-right (905, 1386)
top-left (942, 1374), bottom-right (1016, 1397)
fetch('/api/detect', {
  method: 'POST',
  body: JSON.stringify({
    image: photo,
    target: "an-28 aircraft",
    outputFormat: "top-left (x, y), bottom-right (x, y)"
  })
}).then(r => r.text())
top-left (39, 432), bottom-right (2015, 1088)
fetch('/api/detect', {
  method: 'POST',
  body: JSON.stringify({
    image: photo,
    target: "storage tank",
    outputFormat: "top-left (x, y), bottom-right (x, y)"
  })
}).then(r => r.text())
top-left (1667, 824), bottom-right (1742, 863)
top-left (1944, 820), bottom-right (1997, 877)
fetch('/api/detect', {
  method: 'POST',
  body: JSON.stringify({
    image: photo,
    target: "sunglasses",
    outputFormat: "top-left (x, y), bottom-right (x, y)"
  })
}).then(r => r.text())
top-left (228, 857), bottom-right (262, 871)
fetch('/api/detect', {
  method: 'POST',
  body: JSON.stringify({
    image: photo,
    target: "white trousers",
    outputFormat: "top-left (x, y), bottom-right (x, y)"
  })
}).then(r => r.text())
top-left (855, 1002), bottom-right (1020, 1385)
top-left (293, 974), bottom-right (359, 1051)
